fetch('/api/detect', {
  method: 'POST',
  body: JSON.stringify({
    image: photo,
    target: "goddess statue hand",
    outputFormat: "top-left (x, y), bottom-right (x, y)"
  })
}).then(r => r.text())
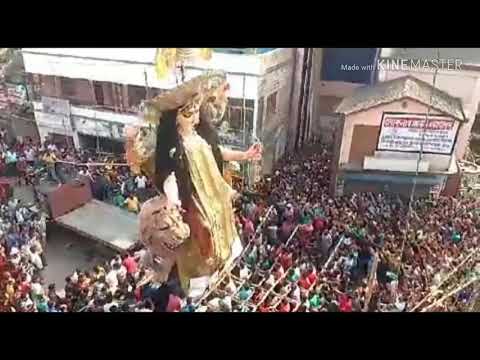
top-left (245, 143), bottom-right (263, 161)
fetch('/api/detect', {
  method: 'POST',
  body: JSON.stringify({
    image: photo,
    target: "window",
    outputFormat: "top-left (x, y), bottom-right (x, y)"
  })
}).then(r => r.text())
top-left (61, 77), bottom-right (76, 97)
top-left (267, 91), bottom-right (277, 115)
top-left (225, 98), bottom-right (254, 131)
top-left (37, 75), bottom-right (56, 99)
top-left (93, 81), bottom-right (104, 106)
top-left (128, 85), bottom-right (147, 108)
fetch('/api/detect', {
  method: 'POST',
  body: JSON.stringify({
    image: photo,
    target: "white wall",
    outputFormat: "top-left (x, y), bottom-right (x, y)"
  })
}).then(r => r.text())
top-left (373, 151), bottom-right (452, 172)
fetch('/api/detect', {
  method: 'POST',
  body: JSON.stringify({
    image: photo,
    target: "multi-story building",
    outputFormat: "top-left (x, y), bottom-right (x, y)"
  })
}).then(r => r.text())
top-left (0, 48), bottom-right (38, 142)
top-left (22, 48), bottom-right (297, 175)
top-left (289, 48), bottom-right (379, 148)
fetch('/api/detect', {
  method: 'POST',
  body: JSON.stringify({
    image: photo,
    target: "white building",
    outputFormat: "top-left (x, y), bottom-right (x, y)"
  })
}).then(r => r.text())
top-left (22, 48), bottom-right (296, 173)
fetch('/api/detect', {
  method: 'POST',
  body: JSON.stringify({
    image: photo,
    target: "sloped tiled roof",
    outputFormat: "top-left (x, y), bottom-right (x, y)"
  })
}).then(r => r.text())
top-left (336, 76), bottom-right (467, 122)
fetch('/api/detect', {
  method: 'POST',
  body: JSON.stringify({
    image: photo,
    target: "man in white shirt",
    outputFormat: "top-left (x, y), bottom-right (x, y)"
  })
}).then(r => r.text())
top-left (28, 245), bottom-right (44, 270)
top-left (106, 264), bottom-right (120, 292)
top-left (16, 208), bottom-right (24, 224)
top-left (135, 175), bottom-right (147, 189)
top-left (31, 277), bottom-right (45, 298)
top-left (25, 147), bottom-right (36, 164)
top-left (47, 143), bottom-right (58, 152)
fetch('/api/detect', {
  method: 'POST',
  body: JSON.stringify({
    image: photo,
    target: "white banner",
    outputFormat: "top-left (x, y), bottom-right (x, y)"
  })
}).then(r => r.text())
top-left (378, 113), bottom-right (459, 154)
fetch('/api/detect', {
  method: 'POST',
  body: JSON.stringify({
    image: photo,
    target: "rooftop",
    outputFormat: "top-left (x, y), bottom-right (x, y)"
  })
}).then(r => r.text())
top-left (336, 75), bottom-right (467, 122)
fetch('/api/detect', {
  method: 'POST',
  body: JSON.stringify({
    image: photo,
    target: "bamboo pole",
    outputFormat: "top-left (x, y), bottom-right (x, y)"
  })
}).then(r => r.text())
top-left (55, 160), bottom-right (129, 167)
top-left (410, 248), bottom-right (479, 312)
top-left (194, 205), bottom-right (275, 305)
top-left (322, 234), bottom-right (346, 271)
top-left (252, 225), bottom-right (300, 311)
top-left (421, 276), bottom-right (479, 312)
top-left (363, 252), bottom-right (378, 312)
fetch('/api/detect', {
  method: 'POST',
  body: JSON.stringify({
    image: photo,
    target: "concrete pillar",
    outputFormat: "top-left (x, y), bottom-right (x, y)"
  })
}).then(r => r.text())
top-left (72, 131), bottom-right (81, 149)
top-left (286, 48), bottom-right (305, 153)
top-left (122, 84), bottom-right (130, 110)
top-left (37, 126), bottom-right (50, 145)
top-left (54, 76), bottom-right (62, 98)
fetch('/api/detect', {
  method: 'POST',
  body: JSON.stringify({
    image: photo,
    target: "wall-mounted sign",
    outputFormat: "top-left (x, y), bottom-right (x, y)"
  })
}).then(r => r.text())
top-left (41, 96), bottom-right (71, 116)
top-left (377, 113), bottom-right (459, 155)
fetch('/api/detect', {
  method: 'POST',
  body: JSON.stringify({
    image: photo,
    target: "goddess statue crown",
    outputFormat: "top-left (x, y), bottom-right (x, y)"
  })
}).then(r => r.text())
top-left (140, 70), bottom-right (228, 125)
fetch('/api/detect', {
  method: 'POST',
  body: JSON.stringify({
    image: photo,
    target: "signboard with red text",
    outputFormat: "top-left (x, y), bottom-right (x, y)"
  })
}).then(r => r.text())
top-left (377, 113), bottom-right (459, 155)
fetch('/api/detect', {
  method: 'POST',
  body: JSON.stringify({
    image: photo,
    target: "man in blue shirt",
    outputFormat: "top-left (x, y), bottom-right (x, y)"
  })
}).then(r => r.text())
top-left (6, 230), bottom-right (20, 251)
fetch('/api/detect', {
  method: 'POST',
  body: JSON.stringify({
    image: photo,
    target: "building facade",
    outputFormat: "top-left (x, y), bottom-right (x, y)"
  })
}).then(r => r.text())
top-left (332, 76), bottom-right (468, 198)
top-left (378, 48), bottom-right (480, 161)
top-left (22, 48), bottom-right (297, 175)
top-left (0, 48), bottom-right (38, 142)
top-left (309, 48), bottom-right (379, 146)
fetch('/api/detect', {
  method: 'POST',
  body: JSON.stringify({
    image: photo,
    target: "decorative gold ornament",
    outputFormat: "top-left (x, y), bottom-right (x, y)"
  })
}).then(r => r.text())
top-left (154, 48), bottom-right (213, 79)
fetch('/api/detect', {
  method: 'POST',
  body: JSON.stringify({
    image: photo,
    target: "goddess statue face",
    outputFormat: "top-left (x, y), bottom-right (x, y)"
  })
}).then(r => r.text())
top-left (176, 93), bottom-right (203, 131)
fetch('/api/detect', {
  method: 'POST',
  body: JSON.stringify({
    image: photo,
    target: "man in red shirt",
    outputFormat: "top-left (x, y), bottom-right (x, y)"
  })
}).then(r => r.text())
top-left (18, 273), bottom-right (31, 297)
top-left (339, 294), bottom-right (353, 312)
top-left (241, 216), bottom-right (255, 244)
top-left (280, 251), bottom-right (293, 270)
top-left (258, 302), bottom-right (272, 312)
top-left (313, 217), bottom-right (326, 233)
top-left (278, 299), bottom-right (291, 313)
top-left (298, 270), bottom-right (312, 290)
top-left (122, 252), bottom-right (138, 275)
top-left (166, 293), bottom-right (182, 312)
top-left (307, 266), bottom-right (318, 286)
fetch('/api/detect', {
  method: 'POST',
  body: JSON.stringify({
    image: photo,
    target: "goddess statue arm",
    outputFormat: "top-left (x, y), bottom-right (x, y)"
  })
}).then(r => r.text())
top-left (220, 143), bottom-right (263, 162)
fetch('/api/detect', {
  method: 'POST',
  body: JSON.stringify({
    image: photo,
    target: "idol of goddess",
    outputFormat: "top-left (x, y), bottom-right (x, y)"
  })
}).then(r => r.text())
top-left (126, 71), bottom-right (262, 293)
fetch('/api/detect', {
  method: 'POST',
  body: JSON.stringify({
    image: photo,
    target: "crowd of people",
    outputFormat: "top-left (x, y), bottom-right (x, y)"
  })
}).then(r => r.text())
top-left (197, 146), bottom-right (480, 312)
top-left (2, 127), bottom-right (480, 311)
top-left (0, 196), bottom-right (47, 311)
top-left (0, 130), bottom-right (154, 213)
top-left (0, 132), bottom-right (167, 312)
top-left (0, 238), bottom-right (189, 312)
